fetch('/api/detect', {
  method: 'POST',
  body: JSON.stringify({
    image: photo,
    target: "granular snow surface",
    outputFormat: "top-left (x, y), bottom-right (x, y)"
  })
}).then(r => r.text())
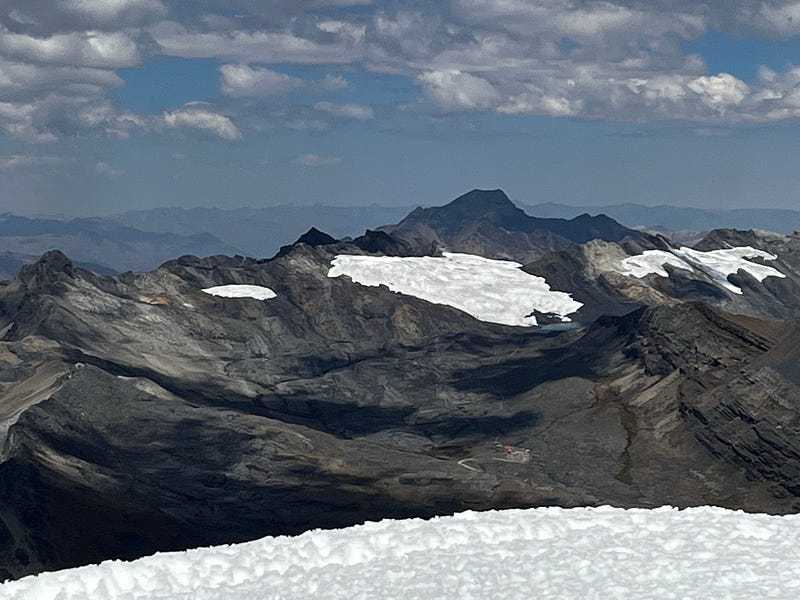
top-left (3, 506), bottom-right (800, 599)
top-left (201, 285), bottom-right (277, 301)
top-left (619, 246), bottom-right (785, 294)
top-left (328, 252), bottom-right (583, 326)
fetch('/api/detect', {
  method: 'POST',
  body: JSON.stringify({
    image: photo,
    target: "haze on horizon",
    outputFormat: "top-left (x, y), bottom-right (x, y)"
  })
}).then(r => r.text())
top-left (1, 1), bottom-right (800, 216)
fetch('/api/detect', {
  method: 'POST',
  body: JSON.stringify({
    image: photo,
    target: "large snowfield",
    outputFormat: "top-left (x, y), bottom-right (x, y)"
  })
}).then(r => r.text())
top-left (3, 506), bottom-right (800, 599)
top-left (328, 252), bottom-right (583, 326)
top-left (619, 246), bottom-right (785, 294)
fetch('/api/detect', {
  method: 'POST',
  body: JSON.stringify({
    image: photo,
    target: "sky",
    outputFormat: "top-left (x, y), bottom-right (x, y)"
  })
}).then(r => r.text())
top-left (1, 0), bottom-right (800, 215)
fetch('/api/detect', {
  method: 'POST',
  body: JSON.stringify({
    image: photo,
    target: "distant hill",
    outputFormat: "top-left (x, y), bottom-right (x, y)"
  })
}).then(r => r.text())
top-left (524, 202), bottom-right (800, 234)
top-left (0, 214), bottom-right (239, 275)
top-left (112, 205), bottom-right (414, 259)
top-left (106, 201), bottom-right (799, 263)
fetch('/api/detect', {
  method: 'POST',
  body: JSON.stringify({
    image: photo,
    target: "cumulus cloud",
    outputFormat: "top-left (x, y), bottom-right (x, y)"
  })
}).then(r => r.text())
top-left (3, 0), bottom-right (800, 143)
top-left (3, 1), bottom-right (166, 34)
top-left (0, 154), bottom-right (62, 170)
top-left (313, 100), bottom-right (373, 119)
top-left (94, 160), bottom-right (124, 177)
top-left (0, 28), bottom-right (143, 68)
top-left (164, 106), bottom-right (242, 140)
top-left (417, 70), bottom-right (501, 112)
top-left (150, 21), bottom-right (362, 64)
top-left (295, 153), bottom-right (342, 166)
top-left (688, 74), bottom-right (750, 111)
top-left (0, 101), bottom-right (56, 142)
top-left (219, 64), bottom-right (301, 96)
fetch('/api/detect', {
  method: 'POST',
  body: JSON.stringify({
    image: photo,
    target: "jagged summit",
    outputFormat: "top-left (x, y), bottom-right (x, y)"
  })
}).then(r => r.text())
top-left (383, 188), bottom-right (643, 263)
top-left (295, 227), bottom-right (338, 247)
top-left (275, 227), bottom-right (338, 258)
top-left (16, 249), bottom-right (76, 286)
top-left (399, 189), bottom-right (530, 234)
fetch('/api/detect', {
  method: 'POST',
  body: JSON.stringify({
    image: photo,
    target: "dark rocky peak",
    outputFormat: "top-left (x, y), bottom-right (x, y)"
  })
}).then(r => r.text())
top-left (295, 227), bottom-right (338, 247)
top-left (275, 228), bottom-right (339, 258)
top-left (535, 212), bottom-right (643, 245)
top-left (400, 189), bottom-right (528, 233)
top-left (352, 230), bottom-right (432, 256)
top-left (394, 189), bottom-right (642, 246)
top-left (16, 250), bottom-right (76, 289)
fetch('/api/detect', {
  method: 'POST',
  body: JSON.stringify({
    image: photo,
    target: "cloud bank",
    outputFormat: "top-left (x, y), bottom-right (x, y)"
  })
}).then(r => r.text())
top-left (1, 0), bottom-right (800, 143)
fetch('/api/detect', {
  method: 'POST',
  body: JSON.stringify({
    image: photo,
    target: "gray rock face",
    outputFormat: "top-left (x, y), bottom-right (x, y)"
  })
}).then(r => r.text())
top-left (0, 229), bottom-right (799, 580)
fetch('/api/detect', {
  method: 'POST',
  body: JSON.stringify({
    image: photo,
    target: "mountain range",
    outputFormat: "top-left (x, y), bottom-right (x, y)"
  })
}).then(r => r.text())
top-left (3, 197), bottom-right (799, 279)
top-left (0, 214), bottom-right (237, 276)
top-left (524, 202), bottom-right (800, 234)
top-left (0, 189), bottom-right (799, 579)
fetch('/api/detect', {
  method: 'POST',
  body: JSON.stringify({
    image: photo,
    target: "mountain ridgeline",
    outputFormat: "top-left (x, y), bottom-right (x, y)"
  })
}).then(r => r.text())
top-left (380, 189), bottom-right (644, 262)
top-left (0, 189), bottom-right (799, 579)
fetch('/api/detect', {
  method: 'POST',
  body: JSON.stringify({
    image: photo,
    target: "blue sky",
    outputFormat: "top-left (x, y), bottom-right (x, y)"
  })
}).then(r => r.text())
top-left (1, 1), bottom-right (800, 215)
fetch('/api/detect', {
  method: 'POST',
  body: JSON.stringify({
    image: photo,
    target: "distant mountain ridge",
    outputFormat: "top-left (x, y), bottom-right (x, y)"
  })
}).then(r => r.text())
top-left (0, 213), bottom-right (238, 276)
top-left (112, 205), bottom-right (415, 259)
top-left (524, 202), bottom-right (800, 234)
top-left (380, 189), bottom-right (643, 262)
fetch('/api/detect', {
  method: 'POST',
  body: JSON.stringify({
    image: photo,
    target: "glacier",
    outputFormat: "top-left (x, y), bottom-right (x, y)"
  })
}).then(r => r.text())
top-left (328, 252), bottom-right (583, 327)
top-left (618, 246), bottom-right (785, 294)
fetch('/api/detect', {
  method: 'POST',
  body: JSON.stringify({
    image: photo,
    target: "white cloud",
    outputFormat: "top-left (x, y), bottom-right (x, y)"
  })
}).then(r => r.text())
top-left (219, 64), bottom-right (301, 97)
top-left (321, 74), bottom-right (348, 91)
top-left (0, 28), bottom-right (142, 68)
top-left (313, 100), bottom-right (373, 119)
top-left (0, 60), bottom-right (122, 100)
top-left (0, 101), bottom-right (56, 143)
top-left (150, 21), bottom-right (362, 64)
top-left (417, 70), bottom-right (501, 112)
top-left (94, 160), bottom-right (124, 177)
top-left (285, 119), bottom-right (329, 131)
top-left (0, 154), bottom-right (62, 170)
top-left (61, 0), bottom-right (167, 23)
top-left (2, 0), bottom-right (800, 143)
top-left (164, 107), bottom-right (242, 140)
top-left (688, 74), bottom-right (749, 111)
top-left (295, 153), bottom-right (342, 166)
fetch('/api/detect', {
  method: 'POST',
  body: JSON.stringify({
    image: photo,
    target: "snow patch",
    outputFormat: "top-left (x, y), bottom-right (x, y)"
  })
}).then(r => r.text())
top-left (328, 252), bottom-right (582, 327)
top-left (201, 285), bottom-right (277, 301)
top-left (619, 246), bottom-right (785, 294)
top-left (3, 506), bottom-right (800, 599)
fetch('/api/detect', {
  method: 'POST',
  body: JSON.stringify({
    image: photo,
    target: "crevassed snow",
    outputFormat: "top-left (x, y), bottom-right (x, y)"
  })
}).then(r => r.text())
top-left (619, 246), bottom-right (785, 294)
top-left (3, 506), bottom-right (800, 600)
top-left (328, 252), bottom-right (582, 327)
top-left (201, 285), bottom-right (277, 301)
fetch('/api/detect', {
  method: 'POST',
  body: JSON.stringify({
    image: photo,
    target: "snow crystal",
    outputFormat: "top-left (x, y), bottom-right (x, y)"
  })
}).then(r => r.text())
top-left (619, 246), bottom-right (785, 294)
top-left (327, 252), bottom-right (583, 327)
top-left (201, 285), bottom-right (277, 301)
top-left (3, 506), bottom-right (800, 599)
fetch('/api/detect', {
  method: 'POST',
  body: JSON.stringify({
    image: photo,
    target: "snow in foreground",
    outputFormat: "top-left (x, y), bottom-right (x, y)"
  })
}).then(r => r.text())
top-left (328, 252), bottom-right (582, 326)
top-left (3, 506), bottom-right (800, 600)
top-left (619, 246), bottom-right (785, 294)
top-left (201, 285), bottom-right (277, 301)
